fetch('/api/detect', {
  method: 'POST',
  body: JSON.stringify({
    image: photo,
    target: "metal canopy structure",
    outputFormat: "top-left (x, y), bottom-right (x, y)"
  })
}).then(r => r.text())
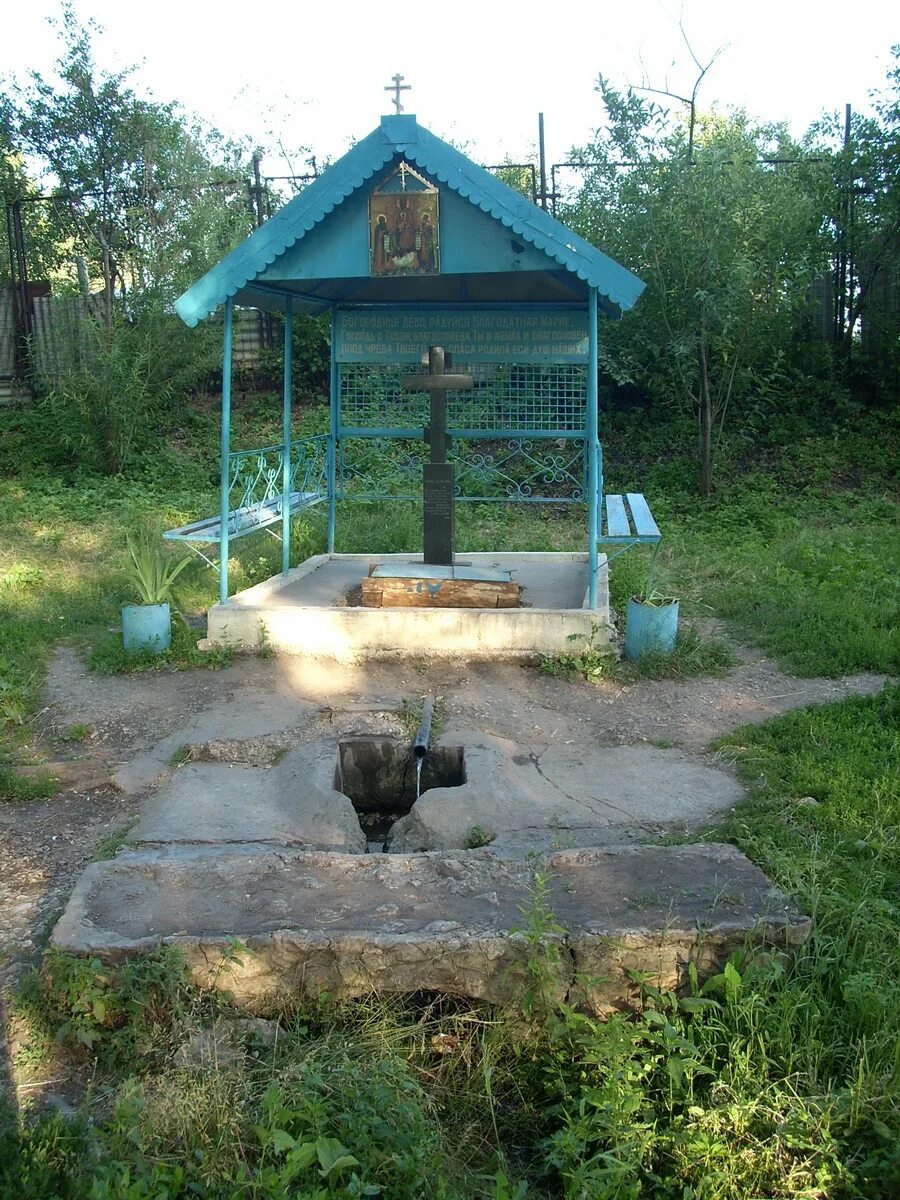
top-left (171, 114), bottom-right (658, 609)
top-left (176, 114), bottom-right (644, 326)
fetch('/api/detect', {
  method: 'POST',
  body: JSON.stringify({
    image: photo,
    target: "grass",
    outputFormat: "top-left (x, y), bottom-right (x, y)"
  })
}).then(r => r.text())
top-left (0, 393), bottom-right (898, 1190)
top-left (614, 626), bottom-right (735, 682)
top-left (3, 682), bottom-right (898, 1196)
top-left (93, 821), bottom-right (137, 860)
top-left (1, 397), bottom-right (896, 795)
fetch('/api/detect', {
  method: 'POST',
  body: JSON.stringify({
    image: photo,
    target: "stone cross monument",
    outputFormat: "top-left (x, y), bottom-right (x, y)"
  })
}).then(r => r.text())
top-left (402, 345), bottom-right (473, 566)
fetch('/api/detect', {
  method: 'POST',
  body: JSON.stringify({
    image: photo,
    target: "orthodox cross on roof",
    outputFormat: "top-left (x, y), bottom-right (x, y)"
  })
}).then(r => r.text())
top-left (385, 73), bottom-right (411, 114)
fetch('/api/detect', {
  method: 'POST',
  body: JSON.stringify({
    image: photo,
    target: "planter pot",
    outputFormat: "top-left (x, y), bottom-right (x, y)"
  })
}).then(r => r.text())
top-left (625, 597), bottom-right (679, 661)
top-left (122, 602), bottom-right (171, 654)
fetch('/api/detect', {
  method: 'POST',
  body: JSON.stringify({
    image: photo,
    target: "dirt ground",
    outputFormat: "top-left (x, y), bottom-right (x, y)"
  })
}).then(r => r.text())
top-left (0, 628), bottom-right (889, 1002)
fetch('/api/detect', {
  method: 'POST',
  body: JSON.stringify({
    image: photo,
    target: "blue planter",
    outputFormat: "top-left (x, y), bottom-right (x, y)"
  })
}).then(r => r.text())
top-left (122, 603), bottom-right (171, 654)
top-left (625, 597), bottom-right (679, 661)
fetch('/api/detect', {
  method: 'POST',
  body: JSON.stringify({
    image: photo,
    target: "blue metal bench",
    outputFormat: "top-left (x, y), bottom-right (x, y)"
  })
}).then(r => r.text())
top-left (598, 492), bottom-right (661, 559)
top-left (164, 490), bottom-right (323, 569)
top-left (164, 435), bottom-right (330, 572)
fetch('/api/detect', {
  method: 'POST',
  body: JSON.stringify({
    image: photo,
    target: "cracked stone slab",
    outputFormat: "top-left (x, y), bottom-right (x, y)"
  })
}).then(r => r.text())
top-left (388, 731), bottom-right (745, 851)
top-left (51, 844), bottom-right (809, 1013)
top-left (111, 695), bottom-right (320, 795)
top-left (130, 743), bottom-right (365, 852)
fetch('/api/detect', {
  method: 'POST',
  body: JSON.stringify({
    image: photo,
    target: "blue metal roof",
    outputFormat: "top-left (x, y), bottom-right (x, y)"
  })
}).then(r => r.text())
top-left (175, 114), bottom-right (644, 327)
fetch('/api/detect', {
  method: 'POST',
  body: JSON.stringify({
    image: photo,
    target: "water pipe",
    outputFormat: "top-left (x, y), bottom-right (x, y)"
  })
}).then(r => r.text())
top-left (413, 696), bottom-right (435, 760)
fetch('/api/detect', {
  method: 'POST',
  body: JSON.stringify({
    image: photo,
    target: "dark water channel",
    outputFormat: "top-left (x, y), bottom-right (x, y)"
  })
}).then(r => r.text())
top-left (336, 739), bottom-right (465, 851)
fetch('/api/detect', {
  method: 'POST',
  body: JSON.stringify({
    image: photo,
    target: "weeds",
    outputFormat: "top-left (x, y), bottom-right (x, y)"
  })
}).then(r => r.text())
top-left (88, 619), bottom-right (233, 674)
top-left (541, 624), bottom-right (733, 685)
top-left (615, 626), bottom-right (735, 682)
top-left (0, 397), bottom-right (898, 1195)
top-left (399, 695), bottom-right (445, 743)
top-left (93, 821), bottom-right (136, 860)
top-left (0, 764), bottom-right (58, 803)
top-left (539, 624), bottom-right (617, 683)
top-left (465, 825), bottom-right (495, 849)
top-left (37, 945), bottom-right (197, 1069)
top-left (61, 723), bottom-right (92, 743)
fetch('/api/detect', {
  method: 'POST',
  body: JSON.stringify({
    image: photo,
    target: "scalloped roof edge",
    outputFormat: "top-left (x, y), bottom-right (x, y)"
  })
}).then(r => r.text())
top-left (175, 115), bottom-right (644, 327)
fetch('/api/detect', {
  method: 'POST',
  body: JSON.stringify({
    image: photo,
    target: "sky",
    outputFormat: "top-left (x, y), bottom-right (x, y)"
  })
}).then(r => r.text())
top-left (2, 0), bottom-right (897, 181)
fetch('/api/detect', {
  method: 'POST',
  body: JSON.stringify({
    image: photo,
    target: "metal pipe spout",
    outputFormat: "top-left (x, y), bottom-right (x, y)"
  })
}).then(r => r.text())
top-left (413, 696), bottom-right (435, 760)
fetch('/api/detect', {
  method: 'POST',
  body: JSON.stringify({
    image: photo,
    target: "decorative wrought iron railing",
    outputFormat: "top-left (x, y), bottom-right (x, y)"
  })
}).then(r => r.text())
top-left (337, 435), bottom-right (586, 503)
top-left (452, 437), bottom-right (586, 502)
top-left (227, 436), bottom-right (329, 529)
top-left (335, 358), bottom-right (589, 503)
top-left (292, 435), bottom-right (330, 499)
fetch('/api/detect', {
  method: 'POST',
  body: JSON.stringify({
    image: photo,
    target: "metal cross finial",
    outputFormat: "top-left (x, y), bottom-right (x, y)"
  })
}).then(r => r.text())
top-left (385, 73), bottom-right (411, 114)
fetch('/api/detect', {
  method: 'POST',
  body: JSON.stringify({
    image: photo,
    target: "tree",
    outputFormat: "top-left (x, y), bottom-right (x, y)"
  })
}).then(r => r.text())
top-left (10, 3), bottom-right (251, 313)
top-left (811, 46), bottom-right (900, 385)
top-left (566, 83), bottom-right (827, 493)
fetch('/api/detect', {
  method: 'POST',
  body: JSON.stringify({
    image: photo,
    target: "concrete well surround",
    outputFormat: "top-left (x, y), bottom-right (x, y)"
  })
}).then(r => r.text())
top-left (202, 552), bottom-right (609, 661)
top-left (51, 844), bottom-right (810, 1014)
top-left (50, 711), bottom-right (811, 1012)
top-left (124, 730), bottom-right (747, 857)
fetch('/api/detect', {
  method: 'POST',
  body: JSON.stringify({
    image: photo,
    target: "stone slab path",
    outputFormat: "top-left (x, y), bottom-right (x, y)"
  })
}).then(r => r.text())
top-left (0, 637), bottom-right (889, 999)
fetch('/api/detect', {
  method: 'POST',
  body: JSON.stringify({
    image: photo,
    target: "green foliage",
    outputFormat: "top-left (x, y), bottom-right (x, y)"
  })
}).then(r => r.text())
top-left (36, 297), bottom-right (221, 475)
top-left (626, 544), bottom-right (678, 606)
top-left (465, 825), bottom-right (495, 849)
top-left (257, 312), bottom-right (332, 396)
top-left (614, 626), bottom-right (735, 682)
top-left (674, 486), bottom-right (900, 676)
top-left (567, 86), bottom-right (829, 493)
top-left (8, 3), bottom-right (250, 302)
top-left (62, 722), bottom-right (91, 742)
top-left (808, 46), bottom-right (900, 384)
top-left (513, 867), bottom-right (568, 1019)
top-left (7, 697), bottom-right (900, 1200)
top-left (539, 624), bottom-right (617, 683)
top-left (89, 618), bottom-right (233, 675)
top-left (93, 820), bottom-right (136, 860)
top-left (123, 527), bottom-right (191, 606)
top-left (38, 945), bottom-right (194, 1068)
top-left (38, 307), bottom-right (165, 475)
top-left (0, 763), bottom-right (58, 803)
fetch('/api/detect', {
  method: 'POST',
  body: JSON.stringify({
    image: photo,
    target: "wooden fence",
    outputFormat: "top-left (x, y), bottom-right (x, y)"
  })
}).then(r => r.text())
top-left (0, 286), bottom-right (264, 399)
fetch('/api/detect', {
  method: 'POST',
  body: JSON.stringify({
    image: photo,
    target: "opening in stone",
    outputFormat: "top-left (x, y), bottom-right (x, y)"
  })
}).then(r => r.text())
top-left (336, 738), bottom-right (466, 850)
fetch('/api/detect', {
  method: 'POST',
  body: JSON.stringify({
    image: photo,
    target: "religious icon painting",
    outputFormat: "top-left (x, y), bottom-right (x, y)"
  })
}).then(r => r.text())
top-left (369, 161), bottom-right (440, 276)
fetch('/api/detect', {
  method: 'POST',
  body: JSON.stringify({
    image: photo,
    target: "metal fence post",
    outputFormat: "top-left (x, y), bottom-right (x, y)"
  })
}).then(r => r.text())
top-left (219, 297), bottom-right (234, 605)
top-left (282, 297), bottom-right (293, 575)
top-left (587, 288), bottom-right (599, 609)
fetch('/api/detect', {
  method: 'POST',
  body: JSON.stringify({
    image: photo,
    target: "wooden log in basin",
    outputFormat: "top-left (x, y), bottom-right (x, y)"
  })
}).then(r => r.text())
top-left (361, 575), bottom-right (522, 609)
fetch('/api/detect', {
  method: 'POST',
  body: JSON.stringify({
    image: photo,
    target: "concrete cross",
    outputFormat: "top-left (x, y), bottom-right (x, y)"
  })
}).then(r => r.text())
top-left (402, 346), bottom-right (473, 565)
top-left (385, 74), bottom-right (411, 114)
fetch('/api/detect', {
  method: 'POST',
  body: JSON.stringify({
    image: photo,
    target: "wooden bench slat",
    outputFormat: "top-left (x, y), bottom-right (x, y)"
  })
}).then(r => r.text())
top-left (605, 494), bottom-right (631, 538)
top-left (626, 492), bottom-right (661, 539)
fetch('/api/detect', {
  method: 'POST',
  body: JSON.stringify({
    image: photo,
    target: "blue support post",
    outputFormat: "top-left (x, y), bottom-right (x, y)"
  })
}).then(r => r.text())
top-left (587, 288), bottom-right (600, 609)
top-left (327, 308), bottom-right (338, 554)
top-left (219, 297), bottom-right (234, 605)
top-left (281, 297), bottom-right (293, 575)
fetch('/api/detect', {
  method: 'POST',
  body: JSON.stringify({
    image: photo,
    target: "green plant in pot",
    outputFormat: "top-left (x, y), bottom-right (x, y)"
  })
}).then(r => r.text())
top-left (624, 546), bottom-right (679, 661)
top-left (122, 529), bottom-right (191, 654)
